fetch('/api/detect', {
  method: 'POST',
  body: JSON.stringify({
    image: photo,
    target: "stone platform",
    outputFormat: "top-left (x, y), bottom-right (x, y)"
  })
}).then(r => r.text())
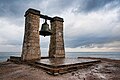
top-left (9, 57), bottom-right (101, 75)
top-left (35, 58), bottom-right (101, 75)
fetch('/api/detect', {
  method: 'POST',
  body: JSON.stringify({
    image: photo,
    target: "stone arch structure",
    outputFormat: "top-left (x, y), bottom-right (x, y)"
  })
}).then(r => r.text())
top-left (21, 8), bottom-right (65, 61)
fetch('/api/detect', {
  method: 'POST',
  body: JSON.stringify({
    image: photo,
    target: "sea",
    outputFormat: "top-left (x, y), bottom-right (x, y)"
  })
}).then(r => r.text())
top-left (0, 52), bottom-right (120, 62)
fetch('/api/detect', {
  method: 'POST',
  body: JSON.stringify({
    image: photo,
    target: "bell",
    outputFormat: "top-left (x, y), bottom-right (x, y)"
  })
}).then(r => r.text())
top-left (40, 19), bottom-right (52, 37)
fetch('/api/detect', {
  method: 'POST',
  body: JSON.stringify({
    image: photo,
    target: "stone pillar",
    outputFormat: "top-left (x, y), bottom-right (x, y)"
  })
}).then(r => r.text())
top-left (21, 8), bottom-right (41, 61)
top-left (49, 17), bottom-right (65, 58)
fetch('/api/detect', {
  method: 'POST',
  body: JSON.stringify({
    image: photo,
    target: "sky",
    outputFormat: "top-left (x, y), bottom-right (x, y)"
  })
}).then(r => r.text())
top-left (0, 0), bottom-right (120, 53)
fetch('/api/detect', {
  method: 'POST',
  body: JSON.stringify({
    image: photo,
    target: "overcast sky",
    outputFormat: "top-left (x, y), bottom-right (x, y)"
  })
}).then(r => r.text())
top-left (0, 0), bottom-right (120, 52)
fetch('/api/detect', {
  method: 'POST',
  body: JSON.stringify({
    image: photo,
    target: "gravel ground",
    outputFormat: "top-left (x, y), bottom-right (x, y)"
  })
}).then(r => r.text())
top-left (0, 58), bottom-right (120, 80)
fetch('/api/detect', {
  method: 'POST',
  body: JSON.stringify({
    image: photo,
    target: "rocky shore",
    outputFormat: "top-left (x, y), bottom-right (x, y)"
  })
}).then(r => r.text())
top-left (0, 57), bottom-right (120, 80)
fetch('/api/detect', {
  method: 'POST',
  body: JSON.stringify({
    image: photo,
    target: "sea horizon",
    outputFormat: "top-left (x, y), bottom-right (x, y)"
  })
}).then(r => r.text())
top-left (0, 52), bottom-right (120, 62)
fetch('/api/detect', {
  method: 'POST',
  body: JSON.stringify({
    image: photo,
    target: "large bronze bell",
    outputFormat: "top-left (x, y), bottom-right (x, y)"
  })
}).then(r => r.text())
top-left (40, 19), bottom-right (52, 37)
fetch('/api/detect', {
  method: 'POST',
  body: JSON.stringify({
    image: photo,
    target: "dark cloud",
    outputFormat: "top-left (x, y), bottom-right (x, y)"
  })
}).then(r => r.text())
top-left (65, 35), bottom-right (120, 48)
top-left (0, 0), bottom-right (45, 27)
top-left (0, 0), bottom-right (45, 18)
top-left (0, 0), bottom-right (119, 18)
top-left (0, 0), bottom-right (25, 18)
top-left (41, 0), bottom-right (76, 15)
top-left (76, 0), bottom-right (120, 13)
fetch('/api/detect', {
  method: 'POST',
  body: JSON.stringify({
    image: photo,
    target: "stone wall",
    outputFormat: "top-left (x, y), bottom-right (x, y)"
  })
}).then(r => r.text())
top-left (49, 17), bottom-right (65, 58)
top-left (21, 9), bottom-right (41, 61)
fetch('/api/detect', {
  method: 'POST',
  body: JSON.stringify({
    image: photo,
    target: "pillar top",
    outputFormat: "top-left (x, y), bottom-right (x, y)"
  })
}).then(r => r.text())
top-left (24, 8), bottom-right (40, 17)
top-left (51, 16), bottom-right (64, 22)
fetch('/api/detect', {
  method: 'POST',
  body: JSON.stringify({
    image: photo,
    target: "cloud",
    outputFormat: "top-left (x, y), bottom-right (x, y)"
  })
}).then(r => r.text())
top-left (0, 44), bottom-right (22, 52)
top-left (62, 3), bottom-right (120, 49)
top-left (40, 36), bottom-right (50, 48)
top-left (65, 40), bottom-right (120, 52)
top-left (0, 18), bottom-right (23, 45)
top-left (0, 0), bottom-right (120, 52)
top-left (40, 0), bottom-right (76, 15)
top-left (75, 0), bottom-right (120, 13)
top-left (0, 0), bottom-right (25, 17)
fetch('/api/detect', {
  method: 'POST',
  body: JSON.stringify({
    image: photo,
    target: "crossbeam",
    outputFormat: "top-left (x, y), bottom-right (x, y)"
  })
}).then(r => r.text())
top-left (40, 14), bottom-right (52, 20)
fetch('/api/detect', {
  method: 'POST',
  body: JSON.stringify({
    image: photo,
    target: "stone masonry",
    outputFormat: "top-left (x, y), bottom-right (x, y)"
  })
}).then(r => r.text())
top-left (21, 9), bottom-right (41, 61)
top-left (49, 17), bottom-right (65, 58)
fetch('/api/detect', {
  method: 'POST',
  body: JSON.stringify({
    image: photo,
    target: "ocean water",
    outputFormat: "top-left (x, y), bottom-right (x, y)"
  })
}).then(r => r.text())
top-left (0, 52), bottom-right (21, 62)
top-left (66, 52), bottom-right (120, 60)
top-left (0, 52), bottom-right (120, 62)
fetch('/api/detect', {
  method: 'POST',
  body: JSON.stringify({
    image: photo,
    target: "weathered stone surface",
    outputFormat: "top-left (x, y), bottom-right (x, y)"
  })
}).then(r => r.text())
top-left (21, 9), bottom-right (65, 60)
top-left (49, 17), bottom-right (65, 58)
top-left (21, 9), bottom-right (41, 61)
